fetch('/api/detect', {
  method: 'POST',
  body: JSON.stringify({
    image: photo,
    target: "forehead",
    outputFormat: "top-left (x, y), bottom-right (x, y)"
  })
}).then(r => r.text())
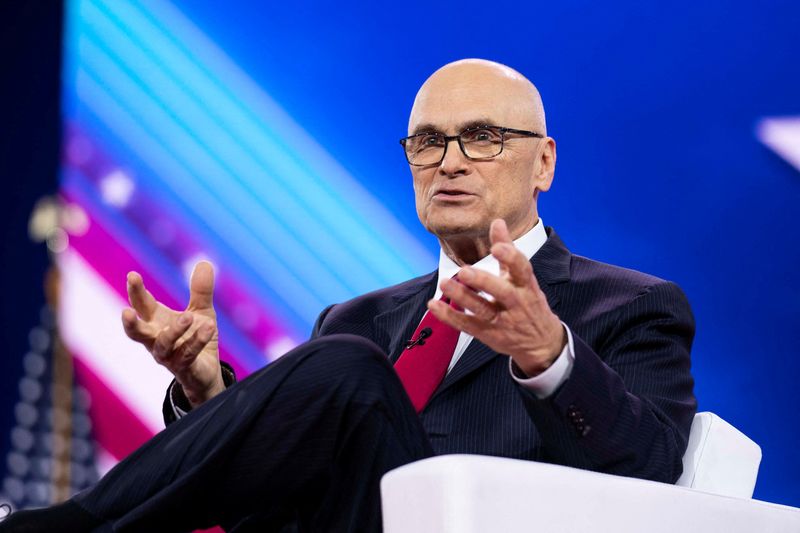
top-left (408, 72), bottom-right (532, 135)
top-left (409, 85), bottom-right (520, 135)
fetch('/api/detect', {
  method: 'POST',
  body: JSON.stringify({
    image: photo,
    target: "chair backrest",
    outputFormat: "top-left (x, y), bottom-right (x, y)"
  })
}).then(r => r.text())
top-left (676, 411), bottom-right (761, 498)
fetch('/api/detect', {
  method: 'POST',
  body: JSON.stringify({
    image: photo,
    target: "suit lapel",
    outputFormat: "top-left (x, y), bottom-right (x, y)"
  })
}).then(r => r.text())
top-left (373, 271), bottom-right (438, 363)
top-left (434, 227), bottom-right (572, 397)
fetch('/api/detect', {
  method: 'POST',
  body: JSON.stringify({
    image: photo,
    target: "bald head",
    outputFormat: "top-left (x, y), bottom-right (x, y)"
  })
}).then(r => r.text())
top-left (405, 59), bottom-right (557, 263)
top-left (409, 59), bottom-right (546, 136)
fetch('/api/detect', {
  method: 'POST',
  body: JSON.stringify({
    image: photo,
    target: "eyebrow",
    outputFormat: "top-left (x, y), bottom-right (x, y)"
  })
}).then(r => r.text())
top-left (411, 118), bottom-right (498, 136)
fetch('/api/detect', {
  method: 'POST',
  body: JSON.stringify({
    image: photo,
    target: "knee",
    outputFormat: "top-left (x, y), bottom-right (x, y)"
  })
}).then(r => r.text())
top-left (275, 334), bottom-right (413, 415)
top-left (298, 334), bottom-right (396, 384)
top-left (305, 334), bottom-right (388, 365)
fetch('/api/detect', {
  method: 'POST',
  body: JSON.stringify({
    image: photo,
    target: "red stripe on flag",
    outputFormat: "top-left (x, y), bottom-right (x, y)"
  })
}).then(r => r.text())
top-left (74, 358), bottom-right (225, 533)
top-left (73, 356), bottom-right (155, 460)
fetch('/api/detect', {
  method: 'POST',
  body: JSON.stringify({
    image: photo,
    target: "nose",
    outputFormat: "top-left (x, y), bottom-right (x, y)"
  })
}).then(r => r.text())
top-left (438, 137), bottom-right (470, 177)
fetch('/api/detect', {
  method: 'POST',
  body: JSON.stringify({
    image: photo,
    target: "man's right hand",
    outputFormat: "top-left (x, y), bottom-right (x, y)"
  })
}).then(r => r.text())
top-left (121, 261), bottom-right (225, 408)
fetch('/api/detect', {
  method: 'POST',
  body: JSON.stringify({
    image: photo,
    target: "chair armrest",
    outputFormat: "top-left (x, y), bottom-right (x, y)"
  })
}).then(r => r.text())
top-left (381, 455), bottom-right (800, 533)
top-left (677, 412), bottom-right (762, 497)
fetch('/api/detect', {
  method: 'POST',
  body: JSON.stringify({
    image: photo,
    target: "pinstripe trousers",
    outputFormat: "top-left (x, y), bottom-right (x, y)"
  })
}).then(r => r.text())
top-left (72, 334), bottom-right (433, 532)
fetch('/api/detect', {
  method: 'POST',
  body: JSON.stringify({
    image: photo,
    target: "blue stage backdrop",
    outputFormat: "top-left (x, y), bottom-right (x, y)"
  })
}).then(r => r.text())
top-left (33, 0), bottom-right (800, 507)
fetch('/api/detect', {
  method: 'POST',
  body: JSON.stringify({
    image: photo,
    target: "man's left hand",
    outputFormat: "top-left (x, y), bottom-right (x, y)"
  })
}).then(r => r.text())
top-left (428, 218), bottom-right (566, 377)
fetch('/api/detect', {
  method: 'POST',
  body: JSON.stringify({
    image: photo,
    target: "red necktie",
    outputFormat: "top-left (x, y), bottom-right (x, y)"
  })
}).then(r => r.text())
top-left (394, 292), bottom-right (462, 413)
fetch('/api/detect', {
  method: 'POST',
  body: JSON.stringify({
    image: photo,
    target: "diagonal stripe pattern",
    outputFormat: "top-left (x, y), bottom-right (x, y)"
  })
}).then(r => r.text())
top-left (56, 0), bottom-right (437, 475)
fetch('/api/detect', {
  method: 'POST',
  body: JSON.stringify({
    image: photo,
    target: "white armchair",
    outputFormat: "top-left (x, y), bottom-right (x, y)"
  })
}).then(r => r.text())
top-left (675, 412), bottom-right (761, 498)
top-left (381, 412), bottom-right (800, 532)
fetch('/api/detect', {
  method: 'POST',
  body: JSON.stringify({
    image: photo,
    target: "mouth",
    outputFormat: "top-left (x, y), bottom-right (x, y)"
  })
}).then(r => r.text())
top-left (432, 189), bottom-right (475, 201)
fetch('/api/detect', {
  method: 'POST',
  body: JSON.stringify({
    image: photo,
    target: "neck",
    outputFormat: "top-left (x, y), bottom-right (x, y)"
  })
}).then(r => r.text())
top-left (440, 215), bottom-right (538, 266)
top-left (439, 235), bottom-right (491, 266)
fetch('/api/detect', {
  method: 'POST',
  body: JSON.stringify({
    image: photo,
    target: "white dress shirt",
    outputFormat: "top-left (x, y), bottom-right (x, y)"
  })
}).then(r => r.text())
top-left (434, 219), bottom-right (575, 399)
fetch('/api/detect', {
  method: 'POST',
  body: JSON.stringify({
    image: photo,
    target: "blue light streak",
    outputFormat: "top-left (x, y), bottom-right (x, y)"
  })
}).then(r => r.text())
top-left (75, 0), bottom-right (435, 307)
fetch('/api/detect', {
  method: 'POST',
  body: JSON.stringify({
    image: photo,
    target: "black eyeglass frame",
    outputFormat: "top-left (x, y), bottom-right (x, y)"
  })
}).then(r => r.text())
top-left (399, 125), bottom-right (544, 166)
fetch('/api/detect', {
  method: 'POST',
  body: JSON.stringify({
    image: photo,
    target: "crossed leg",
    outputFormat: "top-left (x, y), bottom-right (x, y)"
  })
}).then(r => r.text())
top-left (1, 334), bottom-right (433, 533)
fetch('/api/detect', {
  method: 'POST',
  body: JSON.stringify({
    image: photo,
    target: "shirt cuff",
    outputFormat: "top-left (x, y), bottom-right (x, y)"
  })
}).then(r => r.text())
top-left (168, 381), bottom-right (191, 419)
top-left (169, 362), bottom-right (237, 420)
top-left (509, 322), bottom-right (575, 399)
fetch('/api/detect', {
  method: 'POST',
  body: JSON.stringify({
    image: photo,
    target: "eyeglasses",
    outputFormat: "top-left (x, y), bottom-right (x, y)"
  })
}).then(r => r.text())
top-left (399, 125), bottom-right (543, 166)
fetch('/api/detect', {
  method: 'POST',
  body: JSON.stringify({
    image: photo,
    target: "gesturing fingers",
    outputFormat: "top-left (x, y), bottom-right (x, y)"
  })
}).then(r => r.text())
top-left (174, 322), bottom-right (215, 365)
top-left (428, 298), bottom-right (484, 337)
top-left (490, 219), bottom-right (513, 280)
top-left (489, 218), bottom-right (513, 246)
top-left (440, 278), bottom-right (498, 322)
top-left (456, 266), bottom-right (518, 309)
top-left (488, 219), bottom-right (537, 289)
top-left (121, 307), bottom-right (155, 345)
top-left (152, 312), bottom-right (194, 364)
top-left (127, 272), bottom-right (158, 320)
top-left (491, 242), bottom-right (537, 289)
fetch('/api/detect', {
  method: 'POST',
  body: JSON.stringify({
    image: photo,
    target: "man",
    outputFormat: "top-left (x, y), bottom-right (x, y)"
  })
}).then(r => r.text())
top-left (1, 59), bottom-right (695, 532)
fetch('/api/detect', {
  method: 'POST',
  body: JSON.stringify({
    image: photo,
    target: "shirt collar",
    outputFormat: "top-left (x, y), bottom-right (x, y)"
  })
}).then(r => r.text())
top-left (435, 218), bottom-right (548, 300)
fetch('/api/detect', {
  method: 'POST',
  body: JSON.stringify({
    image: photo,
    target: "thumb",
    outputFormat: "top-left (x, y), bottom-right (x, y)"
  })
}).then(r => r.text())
top-left (188, 261), bottom-right (216, 310)
top-left (489, 218), bottom-right (512, 246)
top-left (490, 219), bottom-right (514, 278)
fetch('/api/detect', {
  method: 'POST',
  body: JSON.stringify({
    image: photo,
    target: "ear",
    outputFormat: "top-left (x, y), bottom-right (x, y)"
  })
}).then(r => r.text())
top-left (532, 137), bottom-right (557, 193)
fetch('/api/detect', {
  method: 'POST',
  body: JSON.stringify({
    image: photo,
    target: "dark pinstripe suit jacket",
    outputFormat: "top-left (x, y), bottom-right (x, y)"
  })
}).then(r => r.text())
top-left (311, 227), bottom-right (697, 483)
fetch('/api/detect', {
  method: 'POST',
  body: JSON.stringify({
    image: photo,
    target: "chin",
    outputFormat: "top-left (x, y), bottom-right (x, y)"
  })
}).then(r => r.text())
top-left (425, 217), bottom-right (487, 240)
